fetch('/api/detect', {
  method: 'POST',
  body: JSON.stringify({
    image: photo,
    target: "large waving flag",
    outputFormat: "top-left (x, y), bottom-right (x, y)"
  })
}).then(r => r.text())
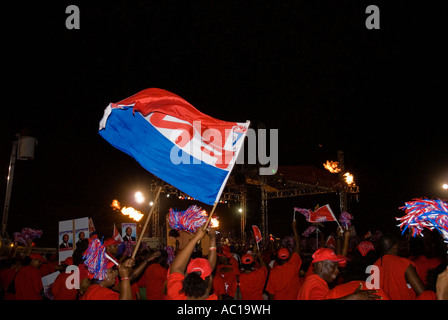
top-left (99, 88), bottom-right (250, 205)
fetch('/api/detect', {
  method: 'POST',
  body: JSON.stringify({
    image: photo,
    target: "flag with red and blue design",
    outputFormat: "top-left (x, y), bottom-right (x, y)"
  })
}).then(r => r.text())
top-left (99, 88), bottom-right (250, 205)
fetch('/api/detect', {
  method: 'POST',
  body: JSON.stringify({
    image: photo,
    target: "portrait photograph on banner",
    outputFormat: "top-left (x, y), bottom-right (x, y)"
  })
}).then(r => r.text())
top-left (122, 223), bottom-right (137, 243)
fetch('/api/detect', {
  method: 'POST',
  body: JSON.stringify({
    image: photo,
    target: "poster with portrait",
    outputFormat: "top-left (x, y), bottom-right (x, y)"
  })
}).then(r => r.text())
top-left (58, 217), bottom-right (90, 264)
top-left (121, 223), bottom-right (137, 243)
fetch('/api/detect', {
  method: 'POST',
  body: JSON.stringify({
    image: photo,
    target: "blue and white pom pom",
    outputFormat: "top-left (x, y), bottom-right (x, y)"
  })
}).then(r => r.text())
top-left (396, 198), bottom-right (448, 250)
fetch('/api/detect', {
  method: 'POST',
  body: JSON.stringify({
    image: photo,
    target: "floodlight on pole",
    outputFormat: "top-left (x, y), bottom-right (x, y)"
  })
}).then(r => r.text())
top-left (1, 134), bottom-right (37, 239)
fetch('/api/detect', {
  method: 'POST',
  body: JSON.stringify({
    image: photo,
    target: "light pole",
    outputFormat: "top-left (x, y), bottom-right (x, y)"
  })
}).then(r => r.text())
top-left (1, 135), bottom-right (38, 239)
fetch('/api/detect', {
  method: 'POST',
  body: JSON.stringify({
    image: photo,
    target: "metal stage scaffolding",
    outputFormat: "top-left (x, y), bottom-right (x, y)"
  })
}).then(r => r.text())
top-left (147, 162), bottom-right (359, 244)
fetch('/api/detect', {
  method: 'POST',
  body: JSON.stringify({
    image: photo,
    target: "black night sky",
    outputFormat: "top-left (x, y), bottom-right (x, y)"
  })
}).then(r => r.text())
top-left (1, 1), bottom-right (447, 247)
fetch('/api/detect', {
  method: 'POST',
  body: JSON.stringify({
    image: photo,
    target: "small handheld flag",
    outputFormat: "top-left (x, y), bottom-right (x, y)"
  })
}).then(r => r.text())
top-left (113, 223), bottom-right (123, 243)
top-left (309, 205), bottom-right (339, 225)
top-left (252, 225), bottom-right (262, 244)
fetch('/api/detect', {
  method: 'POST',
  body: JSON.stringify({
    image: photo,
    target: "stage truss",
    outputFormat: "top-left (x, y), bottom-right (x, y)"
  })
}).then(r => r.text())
top-left (147, 164), bottom-right (359, 243)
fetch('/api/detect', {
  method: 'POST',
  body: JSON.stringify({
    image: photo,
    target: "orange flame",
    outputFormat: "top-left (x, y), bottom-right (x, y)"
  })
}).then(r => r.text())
top-left (210, 217), bottom-right (219, 228)
top-left (111, 199), bottom-right (144, 222)
top-left (323, 160), bottom-right (341, 173)
top-left (111, 199), bottom-right (121, 211)
top-left (121, 206), bottom-right (144, 222)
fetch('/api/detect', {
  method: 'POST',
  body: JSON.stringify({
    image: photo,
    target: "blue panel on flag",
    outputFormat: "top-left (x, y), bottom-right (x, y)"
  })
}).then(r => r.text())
top-left (99, 106), bottom-right (228, 205)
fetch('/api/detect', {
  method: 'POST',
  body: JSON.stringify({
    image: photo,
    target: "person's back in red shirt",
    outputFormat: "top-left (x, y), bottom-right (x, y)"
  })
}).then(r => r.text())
top-left (15, 265), bottom-right (43, 300)
top-left (297, 273), bottom-right (329, 300)
top-left (374, 255), bottom-right (418, 300)
top-left (51, 272), bottom-right (79, 300)
top-left (239, 266), bottom-right (268, 300)
top-left (266, 252), bottom-right (302, 300)
top-left (0, 264), bottom-right (19, 300)
top-left (213, 264), bottom-right (237, 298)
top-left (81, 283), bottom-right (119, 300)
top-left (145, 262), bottom-right (168, 300)
top-left (411, 255), bottom-right (443, 286)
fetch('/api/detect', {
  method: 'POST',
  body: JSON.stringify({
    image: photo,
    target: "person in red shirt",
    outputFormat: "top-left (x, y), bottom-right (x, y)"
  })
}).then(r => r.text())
top-left (298, 248), bottom-right (381, 300)
top-left (167, 226), bottom-right (217, 300)
top-left (40, 254), bottom-right (58, 277)
top-left (266, 220), bottom-right (302, 300)
top-left (81, 257), bottom-right (135, 300)
top-left (373, 234), bottom-right (425, 300)
top-left (238, 250), bottom-right (268, 300)
top-left (15, 254), bottom-right (45, 300)
top-left (51, 256), bottom-right (79, 300)
top-left (213, 245), bottom-right (239, 299)
top-left (0, 257), bottom-right (21, 300)
top-left (144, 250), bottom-right (169, 300)
top-left (409, 232), bottom-right (445, 286)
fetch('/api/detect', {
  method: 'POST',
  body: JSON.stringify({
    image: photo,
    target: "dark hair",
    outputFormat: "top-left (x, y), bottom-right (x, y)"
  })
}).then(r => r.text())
top-left (378, 233), bottom-right (398, 255)
top-left (180, 272), bottom-right (211, 298)
top-left (241, 262), bottom-right (254, 272)
top-left (169, 229), bottom-right (180, 238)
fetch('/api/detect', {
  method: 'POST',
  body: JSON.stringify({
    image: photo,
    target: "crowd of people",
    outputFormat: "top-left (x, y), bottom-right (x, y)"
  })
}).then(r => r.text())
top-left (0, 219), bottom-right (447, 300)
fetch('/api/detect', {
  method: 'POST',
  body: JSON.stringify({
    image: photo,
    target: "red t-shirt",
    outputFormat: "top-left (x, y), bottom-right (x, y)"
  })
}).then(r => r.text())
top-left (266, 252), bottom-right (302, 300)
top-left (213, 264), bottom-right (237, 297)
top-left (40, 260), bottom-right (58, 277)
top-left (416, 290), bottom-right (437, 300)
top-left (15, 265), bottom-right (43, 300)
top-left (51, 272), bottom-right (79, 300)
top-left (0, 267), bottom-right (17, 299)
top-left (374, 255), bottom-right (417, 300)
top-left (411, 255), bottom-right (443, 286)
top-left (325, 280), bottom-right (391, 300)
top-left (80, 284), bottom-right (119, 300)
top-left (167, 272), bottom-right (217, 300)
top-left (297, 274), bottom-right (329, 300)
top-left (145, 263), bottom-right (168, 300)
top-left (239, 266), bottom-right (268, 300)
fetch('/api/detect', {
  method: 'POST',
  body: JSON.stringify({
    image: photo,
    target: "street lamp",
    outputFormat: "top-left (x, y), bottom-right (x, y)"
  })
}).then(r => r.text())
top-left (1, 134), bottom-right (38, 239)
top-left (443, 183), bottom-right (448, 190)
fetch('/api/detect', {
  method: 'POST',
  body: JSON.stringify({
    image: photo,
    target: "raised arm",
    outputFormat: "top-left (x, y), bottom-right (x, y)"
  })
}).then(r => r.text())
top-left (170, 226), bottom-right (207, 275)
top-left (292, 220), bottom-right (301, 255)
top-left (118, 258), bottom-right (135, 300)
top-left (336, 226), bottom-right (351, 256)
top-left (129, 250), bottom-right (161, 282)
top-left (207, 229), bottom-right (217, 271)
top-left (405, 264), bottom-right (425, 297)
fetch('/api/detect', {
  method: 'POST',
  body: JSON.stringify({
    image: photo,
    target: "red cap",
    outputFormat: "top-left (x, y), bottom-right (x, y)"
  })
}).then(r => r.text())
top-left (277, 248), bottom-right (290, 260)
top-left (312, 248), bottom-right (346, 264)
top-left (62, 257), bottom-right (74, 266)
top-left (186, 258), bottom-right (212, 280)
top-left (29, 253), bottom-right (45, 262)
top-left (241, 253), bottom-right (254, 264)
